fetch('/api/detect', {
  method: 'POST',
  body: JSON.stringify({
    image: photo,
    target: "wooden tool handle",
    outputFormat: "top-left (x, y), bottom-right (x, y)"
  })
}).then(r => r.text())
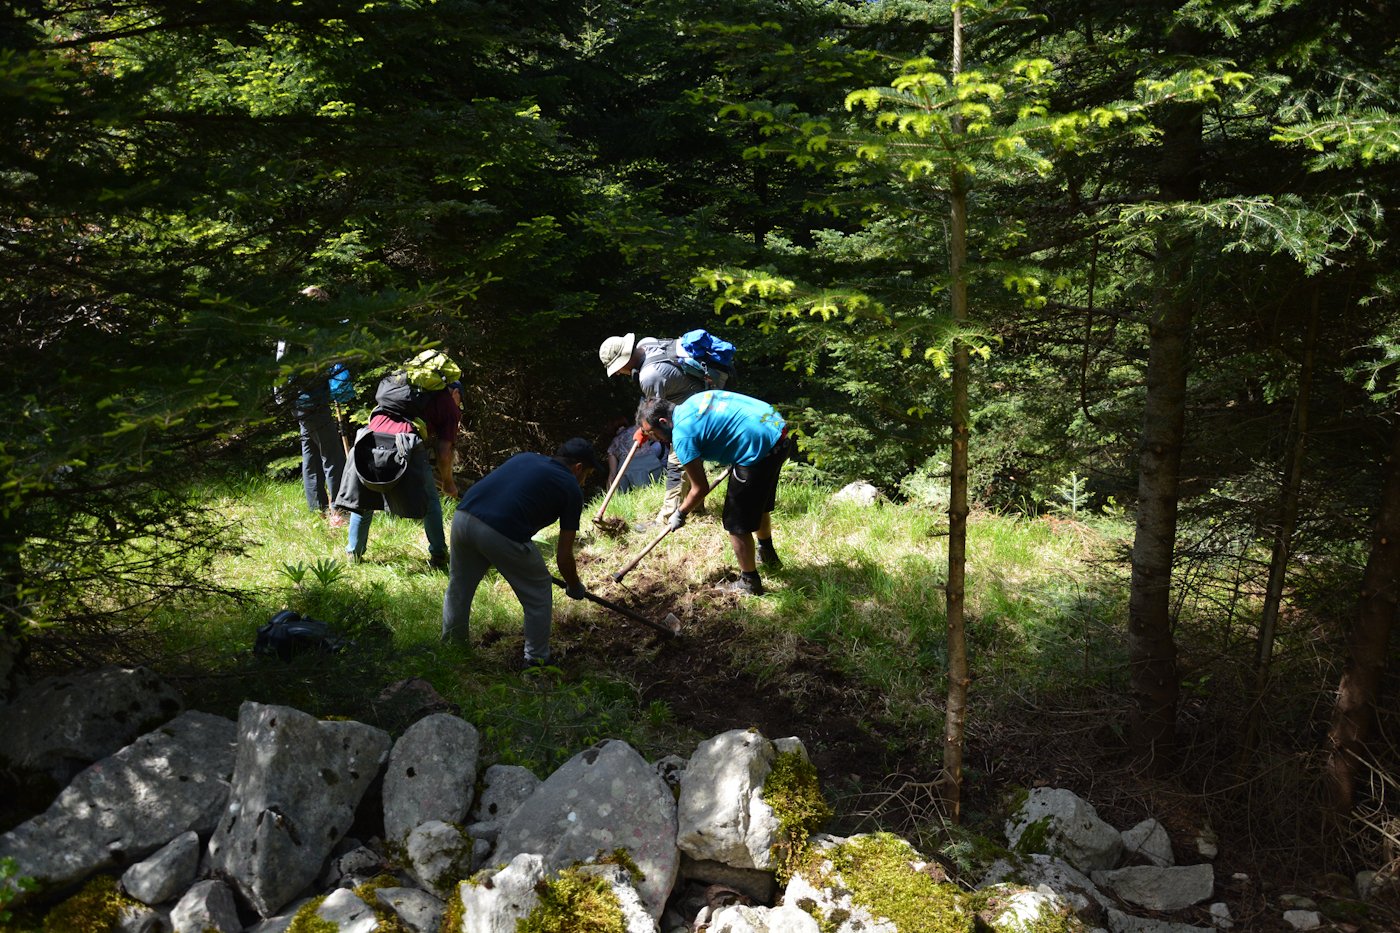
top-left (595, 437), bottom-right (642, 522)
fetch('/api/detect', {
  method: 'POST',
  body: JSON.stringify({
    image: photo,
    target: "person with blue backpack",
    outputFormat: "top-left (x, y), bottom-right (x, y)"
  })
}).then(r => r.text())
top-left (598, 330), bottom-right (736, 529)
top-left (275, 286), bottom-right (354, 528)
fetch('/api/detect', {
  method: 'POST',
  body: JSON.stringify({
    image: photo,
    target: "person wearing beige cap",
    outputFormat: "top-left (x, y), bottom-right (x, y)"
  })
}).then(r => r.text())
top-left (599, 332), bottom-right (730, 528)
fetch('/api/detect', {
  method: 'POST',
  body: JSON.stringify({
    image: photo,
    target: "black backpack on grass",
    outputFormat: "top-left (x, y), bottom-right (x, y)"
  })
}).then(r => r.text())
top-left (255, 610), bottom-right (349, 661)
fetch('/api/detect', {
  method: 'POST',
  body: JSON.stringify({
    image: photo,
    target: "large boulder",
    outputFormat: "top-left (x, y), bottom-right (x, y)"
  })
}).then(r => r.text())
top-left (206, 702), bottom-right (391, 918)
top-left (0, 709), bottom-right (236, 902)
top-left (0, 667), bottom-right (184, 783)
top-left (1005, 788), bottom-right (1123, 874)
top-left (382, 712), bottom-right (480, 847)
top-left (676, 729), bottom-right (786, 871)
top-left (493, 738), bottom-right (679, 919)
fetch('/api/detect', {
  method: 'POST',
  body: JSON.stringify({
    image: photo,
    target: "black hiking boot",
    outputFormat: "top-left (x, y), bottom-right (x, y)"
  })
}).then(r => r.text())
top-left (721, 572), bottom-right (764, 596)
top-left (757, 539), bottom-right (782, 569)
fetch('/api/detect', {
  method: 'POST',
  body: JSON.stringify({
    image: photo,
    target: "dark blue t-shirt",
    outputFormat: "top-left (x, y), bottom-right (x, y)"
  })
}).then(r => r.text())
top-left (457, 453), bottom-right (582, 543)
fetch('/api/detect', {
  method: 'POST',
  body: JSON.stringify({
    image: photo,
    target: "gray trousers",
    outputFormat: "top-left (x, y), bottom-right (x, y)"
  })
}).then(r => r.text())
top-left (441, 511), bottom-right (552, 661)
top-left (297, 406), bottom-right (345, 513)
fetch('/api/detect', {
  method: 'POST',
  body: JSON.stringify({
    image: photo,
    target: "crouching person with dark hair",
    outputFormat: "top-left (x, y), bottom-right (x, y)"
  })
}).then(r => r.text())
top-left (440, 438), bottom-right (603, 668)
top-left (636, 391), bottom-right (789, 596)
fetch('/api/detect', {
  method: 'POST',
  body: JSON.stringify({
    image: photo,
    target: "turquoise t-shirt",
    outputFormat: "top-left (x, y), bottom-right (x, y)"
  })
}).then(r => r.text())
top-left (671, 391), bottom-right (785, 467)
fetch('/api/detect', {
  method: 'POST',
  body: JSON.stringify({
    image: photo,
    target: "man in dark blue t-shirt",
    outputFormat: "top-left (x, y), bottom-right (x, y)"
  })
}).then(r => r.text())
top-left (440, 438), bottom-right (603, 667)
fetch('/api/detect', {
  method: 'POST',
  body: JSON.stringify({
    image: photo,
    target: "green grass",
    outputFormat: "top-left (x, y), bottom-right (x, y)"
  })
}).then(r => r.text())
top-left (147, 469), bottom-right (1121, 779)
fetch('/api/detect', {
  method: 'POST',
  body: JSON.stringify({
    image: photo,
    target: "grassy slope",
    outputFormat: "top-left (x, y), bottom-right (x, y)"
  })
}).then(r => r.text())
top-left (162, 472), bottom-right (1121, 785)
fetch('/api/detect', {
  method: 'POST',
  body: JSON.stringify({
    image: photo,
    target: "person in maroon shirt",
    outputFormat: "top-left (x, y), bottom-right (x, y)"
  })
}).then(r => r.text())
top-left (342, 380), bottom-right (462, 568)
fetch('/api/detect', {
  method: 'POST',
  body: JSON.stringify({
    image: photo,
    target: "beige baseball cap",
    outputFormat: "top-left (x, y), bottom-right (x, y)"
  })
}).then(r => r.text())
top-left (599, 333), bottom-right (637, 376)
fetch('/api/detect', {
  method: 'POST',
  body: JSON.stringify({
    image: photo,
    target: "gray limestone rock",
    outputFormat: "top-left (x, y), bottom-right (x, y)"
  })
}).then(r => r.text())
top-left (170, 879), bottom-right (241, 933)
top-left (470, 763), bottom-right (540, 824)
top-left (1106, 908), bottom-right (1213, 933)
top-left (0, 666), bottom-right (184, 781)
top-left (494, 738), bottom-right (679, 920)
top-left (981, 853), bottom-right (1112, 915)
top-left (405, 819), bottom-right (474, 897)
top-left (121, 829), bottom-right (201, 905)
top-left (1121, 818), bottom-right (1174, 867)
top-left (680, 855), bottom-right (776, 906)
top-left (456, 852), bottom-right (547, 933)
top-left (115, 902), bottom-right (168, 933)
top-left (984, 886), bottom-right (1078, 933)
top-left (574, 863), bottom-right (659, 933)
top-left (1005, 787), bottom-right (1124, 873)
top-left (783, 833), bottom-right (936, 933)
top-left (709, 903), bottom-right (821, 932)
top-left (676, 729), bottom-right (783, 871)
top-left (382, 712), bottom-right (480, 846)
top-left (375, 886), bottom-right (445, 933)
top-left (1283, 910), bottom-right (1321, 930)
top-left (1091, 864), bottom-right (1214, 911)
top-left (831, 482), bottom-right (881, 506)
top-left (313, 887), bottom-right (379, 933)
top-left (0, 710), bottom-right (236, 903)
top-left (205, 702), bottom-right (391, 918)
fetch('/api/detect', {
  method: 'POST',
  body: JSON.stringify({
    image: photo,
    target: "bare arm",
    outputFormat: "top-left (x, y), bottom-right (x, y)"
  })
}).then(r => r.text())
top-left (436, 439), bottom-right (457, 497)
top-left (556, 528), bottom-right (581, 588)
top-left (678, 460), bottom-right (710, 515)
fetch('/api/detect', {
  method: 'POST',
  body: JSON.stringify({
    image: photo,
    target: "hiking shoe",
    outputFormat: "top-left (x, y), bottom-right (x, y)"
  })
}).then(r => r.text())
top-left (513, 649), bottom-right (563, 673)
top-left (757, 540), bottom-right (782, 569)
top-left (720, 574), bottom-right (764, 596)
top-left (429, 553), bottom-right (449, 572)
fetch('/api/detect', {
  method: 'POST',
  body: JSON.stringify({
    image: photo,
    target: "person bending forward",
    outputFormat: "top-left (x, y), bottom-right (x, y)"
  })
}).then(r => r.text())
top-left (441, 438), bottom-right (602, 666)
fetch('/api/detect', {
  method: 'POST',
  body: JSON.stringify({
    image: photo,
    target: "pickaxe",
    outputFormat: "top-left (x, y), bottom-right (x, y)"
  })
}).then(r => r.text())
top-left (593, 436), bottom-right (641, 526)
top-left (550, 577), bottom-right (680, 636)
top-left (611, 468), bottom-right (731, 584)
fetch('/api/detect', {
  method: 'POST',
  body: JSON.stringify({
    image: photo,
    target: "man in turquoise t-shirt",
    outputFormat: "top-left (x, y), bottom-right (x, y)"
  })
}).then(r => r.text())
top-left (636, 391), bottom-right (789, 595)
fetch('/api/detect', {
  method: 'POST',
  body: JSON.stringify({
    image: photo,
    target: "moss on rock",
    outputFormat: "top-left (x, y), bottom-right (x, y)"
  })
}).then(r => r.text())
top-left (517, 867), bottom-right (626, 933)
top-left (41, 875), bottom-right (140, 933)
top-left (761, 749), bottom-right (833, 882)
top-left (815, 833), bottom-right (974, 933)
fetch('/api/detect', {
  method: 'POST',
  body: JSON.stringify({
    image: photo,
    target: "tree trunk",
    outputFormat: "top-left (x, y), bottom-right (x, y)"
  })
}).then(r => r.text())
top-left (1327, 412), bottom-right (1400, 812)
top-left (1238, 293), bottom-right (1317, 770)
top-left (942, 1), bottom-right (970, 825)
top-left (1255, 293), bottom-right (1317, 676)
top-left (1126, 27), bottom-right (1202, 769)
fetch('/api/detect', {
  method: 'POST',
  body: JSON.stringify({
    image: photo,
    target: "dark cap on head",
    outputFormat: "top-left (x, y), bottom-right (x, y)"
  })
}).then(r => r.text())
top-left (556, 437), bottom-right (604, 474)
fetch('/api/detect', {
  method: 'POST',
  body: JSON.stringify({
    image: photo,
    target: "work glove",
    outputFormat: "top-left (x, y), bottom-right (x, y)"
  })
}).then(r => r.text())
top-left (633, 427), bottom-right (646, 445)
top-left (667, 510), bottom-right (686, 532)
top-left (565, 581), bottom-right (588, 600)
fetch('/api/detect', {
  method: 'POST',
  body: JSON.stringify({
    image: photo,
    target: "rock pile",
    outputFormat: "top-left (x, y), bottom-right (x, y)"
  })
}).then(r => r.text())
top-left (0, 668), bottom-right (1387, 932)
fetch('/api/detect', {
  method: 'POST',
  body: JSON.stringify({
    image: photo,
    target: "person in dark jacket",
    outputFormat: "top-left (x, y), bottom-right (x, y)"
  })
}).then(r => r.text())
top-left (441, 438), bottom-right (603, 667)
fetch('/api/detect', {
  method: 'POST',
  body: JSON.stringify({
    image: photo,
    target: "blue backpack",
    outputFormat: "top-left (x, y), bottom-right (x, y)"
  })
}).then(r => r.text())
top-left (669, 329), bottom-right (737, 389)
